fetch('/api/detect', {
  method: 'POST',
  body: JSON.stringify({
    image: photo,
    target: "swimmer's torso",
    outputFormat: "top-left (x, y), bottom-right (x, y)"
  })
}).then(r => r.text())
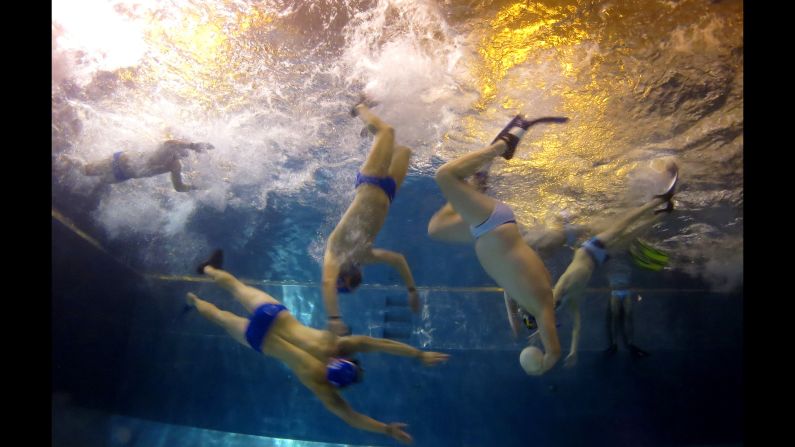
top-left (328, 186), bottom-right (390, 261)
top-left (260, 309), bottom-right (338, 381)
top-left (126, 144), bottom-right (183, 177)
top-left (475, 224), bottom-right (554, 315)
top-left (96, 145), bottom-right (182, 183)
top-left (553, 248), bottom-right (596, 302)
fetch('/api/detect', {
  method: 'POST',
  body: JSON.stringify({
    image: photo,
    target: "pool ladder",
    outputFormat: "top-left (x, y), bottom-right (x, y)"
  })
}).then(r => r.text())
top-left (382, 294), bottom-right (413, 340)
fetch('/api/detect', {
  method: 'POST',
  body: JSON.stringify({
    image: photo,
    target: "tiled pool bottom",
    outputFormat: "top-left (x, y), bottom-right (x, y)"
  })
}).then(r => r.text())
top-left (52, 403), bottom-right (745, 447)
top-left (52, 405), bottom-right (377, 447)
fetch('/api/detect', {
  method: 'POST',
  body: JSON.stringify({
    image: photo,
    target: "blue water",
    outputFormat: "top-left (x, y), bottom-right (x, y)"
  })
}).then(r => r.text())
top-left (52, 1), bottom-right (743, 445)
top-left (52, 177), bottom-right (743, 446)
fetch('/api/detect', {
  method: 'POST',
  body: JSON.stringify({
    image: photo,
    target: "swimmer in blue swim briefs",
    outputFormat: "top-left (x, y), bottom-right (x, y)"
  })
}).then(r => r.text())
top-left (79, 139), bottom-right (214, 192)
top-left (427, 113), bottom-right (570, 376)
top-left (604, 260), bottom-right (650, 358)
top-left (322, 100), bottom-right (419, 336)
top-left (187, 249), bottom-right (450, 445)
top-left (554, 160), bottom-right (678, 367)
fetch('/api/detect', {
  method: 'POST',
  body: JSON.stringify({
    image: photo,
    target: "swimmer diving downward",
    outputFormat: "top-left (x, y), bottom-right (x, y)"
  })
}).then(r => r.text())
top-left (187, 249), bottom-right (449, 444)
top-left (428, 114), bottom-right (570, 375)
top-left (322, 100), bottom-right (420, 336)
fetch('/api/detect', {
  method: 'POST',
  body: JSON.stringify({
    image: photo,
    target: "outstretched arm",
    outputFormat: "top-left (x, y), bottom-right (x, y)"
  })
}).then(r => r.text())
top-left (564, 294), bottom-right (583, 367)
top-left (169, 160), bottom-right (194, 192)
top-left (553, 272), bottom-right (583, 367)
top-left (338, 336), bottom-right (450, 366)
top-left (535, 305), bottom-right (562, 374)
top-left (366, 248), bottom-right (420, 312)
top-left (594, 197), bottom-right (665, 246)
top-left (322, 248), bottom-right (350, 335)
top-left (162, 139), bottom-right (210, 149)
top-left (613, 213), bottom-right (666, 248)
top-left (322, 251), bottom-right (342, 317)
top-left (311, 384), bottom-right (413, 444)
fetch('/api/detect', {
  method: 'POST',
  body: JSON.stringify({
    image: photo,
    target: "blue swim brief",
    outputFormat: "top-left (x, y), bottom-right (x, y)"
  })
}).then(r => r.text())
top-left (355, 172), bottom-right (397, 203)
top-left (611, 289), bottom-right (631, 300)
top-left (245, 303), bottom-right (288, 353)
top-left (581, 236), bottom-right (610, 267)
top-left (112, 151), bottom-right (131, 182)
top-left (470, 201), bottom-right (517, 239)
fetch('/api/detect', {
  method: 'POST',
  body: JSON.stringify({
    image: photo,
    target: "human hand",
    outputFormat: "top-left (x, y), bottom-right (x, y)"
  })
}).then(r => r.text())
top-left (564, 352), bottom-right (577, 368)
top-left (385, 422), bottom-right (413, 444)
top-left (327, 318), bottom-right (351, 336)
top-left (419, 351), bottom-right (450, 367)
top-left (408, 288), bottom-right (420, 313)
top-left (190, 142), bottom-right (215, 152)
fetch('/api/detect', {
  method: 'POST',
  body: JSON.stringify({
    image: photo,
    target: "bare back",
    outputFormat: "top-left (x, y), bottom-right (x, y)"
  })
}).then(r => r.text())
top-left (327, 186), bottom-right (390, 262)
top-left (258, 310), bottom-right (340, 383)
top-left (132, 143), bottom-right (183, 177)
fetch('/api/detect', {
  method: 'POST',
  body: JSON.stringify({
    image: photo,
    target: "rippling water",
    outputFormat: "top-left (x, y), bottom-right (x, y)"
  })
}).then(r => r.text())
top-left (52, 0), bottom-right (742, 291)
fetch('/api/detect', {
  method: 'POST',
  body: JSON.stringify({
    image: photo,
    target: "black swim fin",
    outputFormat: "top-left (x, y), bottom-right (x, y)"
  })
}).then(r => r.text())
top-left (196, 249), bottom-right (224, 275)
top-left (524, 116), bottom-right (570, 126)
top-left (652, 162), bottom-right (679, 214)
top-left (493, 115), bottom-right (569, 160)
top-left (654, 162), bottom-right (679, 201)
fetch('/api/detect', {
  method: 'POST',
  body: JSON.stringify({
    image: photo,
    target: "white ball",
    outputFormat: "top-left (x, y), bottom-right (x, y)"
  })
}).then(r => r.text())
top-left (519, 346), bottom-right (544, 375)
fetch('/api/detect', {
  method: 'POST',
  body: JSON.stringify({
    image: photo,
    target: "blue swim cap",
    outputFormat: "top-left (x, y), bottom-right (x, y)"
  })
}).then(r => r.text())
top-left (326, 358), bottom-right (362, 388)
top-left (336, 265), bottom-right (362, 293)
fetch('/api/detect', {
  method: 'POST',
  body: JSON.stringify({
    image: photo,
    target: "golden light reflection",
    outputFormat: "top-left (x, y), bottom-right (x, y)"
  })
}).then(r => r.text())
top-left (132, 2), bottom-right (277, 113)
top-left (456, 0), bottom-right (742, 225)
top-left (54, 0), bottom-right (742, 229)
top-left (460, 1), bottom-right (612, 222)
top-left (473, 2), bottom-right (588, 109)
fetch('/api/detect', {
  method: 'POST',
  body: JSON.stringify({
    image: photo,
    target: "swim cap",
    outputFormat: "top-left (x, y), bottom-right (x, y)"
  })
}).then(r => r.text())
top-left (326, 358), bottom-right (362, 388)
top-left (336, 265), bottom-right (362, 293)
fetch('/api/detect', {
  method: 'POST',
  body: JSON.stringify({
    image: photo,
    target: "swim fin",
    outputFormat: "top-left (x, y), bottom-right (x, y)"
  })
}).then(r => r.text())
top-left (492, 115), bottom-right (569, 160)
top-left (196, 249), bottom-right (224, 274)
top-left (629, 239), bottom-right (668, 271)
top-left (653, 162), bottom-right (679, 213)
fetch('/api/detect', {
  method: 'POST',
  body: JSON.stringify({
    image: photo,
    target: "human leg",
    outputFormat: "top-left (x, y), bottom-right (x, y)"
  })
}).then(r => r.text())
top-left (605, 295), bottom-right (619, 355)
top-left (203, 265), bottom-right (279, 314)
top-left (356, 104), bottom-right (395, 177)
top-left (387, 145), bottom-right (412, 188)
top-left (434, 141), bottom-right (507, 226)
top-left (427, 202), bottom-right (474, 243)
top-left (186, 292), bottom-right (249, 347)
top-left (622, 294), bottom-right (649, 357)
